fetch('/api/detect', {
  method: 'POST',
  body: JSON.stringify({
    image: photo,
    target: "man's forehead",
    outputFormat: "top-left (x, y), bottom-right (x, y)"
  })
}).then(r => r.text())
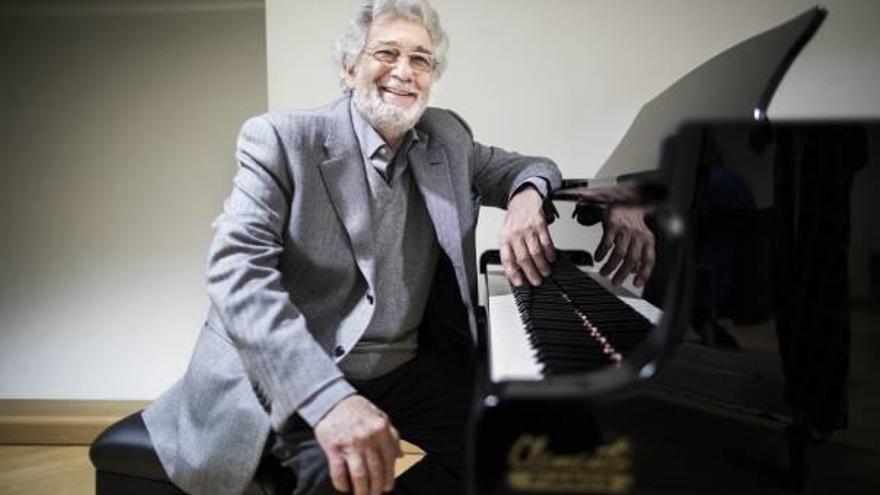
top-left (365, 16), bottom-right (433, 52)
top-left (368, 39), bottom-right (434, 54)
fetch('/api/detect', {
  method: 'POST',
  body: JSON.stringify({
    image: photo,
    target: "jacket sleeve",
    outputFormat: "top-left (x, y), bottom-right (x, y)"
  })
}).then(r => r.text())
top-left (206, 115), bottom-right (355, 431)
top-left (447, 111), bottom-right (562, 208)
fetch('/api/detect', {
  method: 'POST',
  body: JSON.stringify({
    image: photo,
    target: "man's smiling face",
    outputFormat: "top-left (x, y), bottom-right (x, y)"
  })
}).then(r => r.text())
top-left (346, 14), bottom-right (435, 145)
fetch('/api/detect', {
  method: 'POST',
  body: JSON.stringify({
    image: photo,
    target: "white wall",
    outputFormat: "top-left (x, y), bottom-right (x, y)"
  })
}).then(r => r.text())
top-left (268, 0), bottom-right (880, 297)
top-left (0, 0), bottom-right (267, 400)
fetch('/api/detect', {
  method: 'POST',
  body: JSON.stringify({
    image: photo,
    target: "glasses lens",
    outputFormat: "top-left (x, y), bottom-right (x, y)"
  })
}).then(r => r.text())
top-left (372, 49), bottom-right (398, 64)
top-left (410, 54), bottom-right (433, 72)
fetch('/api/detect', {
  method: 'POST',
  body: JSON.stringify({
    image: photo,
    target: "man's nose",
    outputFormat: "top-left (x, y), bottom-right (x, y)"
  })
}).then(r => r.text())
top-left (390, 58), bottom-right (414, 81)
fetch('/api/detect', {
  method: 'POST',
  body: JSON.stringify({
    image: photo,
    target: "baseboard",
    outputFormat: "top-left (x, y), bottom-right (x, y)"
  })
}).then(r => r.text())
top-left (0, 400), bottom-right (149, 445)
top-left (0, 399), bottom-right (424, 454)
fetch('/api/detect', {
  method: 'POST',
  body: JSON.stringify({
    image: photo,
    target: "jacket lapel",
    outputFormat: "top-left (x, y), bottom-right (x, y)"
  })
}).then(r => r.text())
top-left (318, 99), bottom-right (376, 288)
top-left (409, 135), bottom-right (466, 286)
top-left (410, 135), bottom-right (479, 341)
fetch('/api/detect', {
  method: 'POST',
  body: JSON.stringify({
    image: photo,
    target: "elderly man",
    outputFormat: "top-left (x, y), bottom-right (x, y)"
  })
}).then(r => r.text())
top-left (144, 1), bottom-right (576, 495)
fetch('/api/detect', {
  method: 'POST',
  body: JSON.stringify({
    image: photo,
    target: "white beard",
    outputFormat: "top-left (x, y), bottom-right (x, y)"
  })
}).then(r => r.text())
top-left (352, 81), bottom-right (427, 141)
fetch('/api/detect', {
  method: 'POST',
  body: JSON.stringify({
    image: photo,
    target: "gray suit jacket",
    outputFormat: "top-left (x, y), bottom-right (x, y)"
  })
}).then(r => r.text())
top-left (143, 96), bottom-right (561, 495)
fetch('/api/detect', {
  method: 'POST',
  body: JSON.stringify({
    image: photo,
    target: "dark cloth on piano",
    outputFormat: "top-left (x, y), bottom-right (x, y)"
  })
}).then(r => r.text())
top-left (694, 164), bottom-right (774, 324)
top-left (774, 125), bottom-right (868, 432)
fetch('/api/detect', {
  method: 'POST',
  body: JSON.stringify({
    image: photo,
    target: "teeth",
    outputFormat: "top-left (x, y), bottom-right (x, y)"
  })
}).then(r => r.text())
top-left (382, 87), bottom-right (413, 96)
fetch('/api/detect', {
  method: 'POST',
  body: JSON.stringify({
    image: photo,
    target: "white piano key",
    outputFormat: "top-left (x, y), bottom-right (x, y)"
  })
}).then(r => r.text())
top-left (619, 296), bottom-right (663, 325)
top-left (487, 293), bottom-right (543, 382)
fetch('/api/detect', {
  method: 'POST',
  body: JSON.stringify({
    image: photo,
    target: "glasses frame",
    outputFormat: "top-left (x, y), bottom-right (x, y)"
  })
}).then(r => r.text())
top-left (363, 45), bottom-right (436, 74)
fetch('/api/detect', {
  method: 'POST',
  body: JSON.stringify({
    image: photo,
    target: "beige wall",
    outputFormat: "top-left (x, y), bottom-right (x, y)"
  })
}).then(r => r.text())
top-left (0, 0), bottom-right (267, 399)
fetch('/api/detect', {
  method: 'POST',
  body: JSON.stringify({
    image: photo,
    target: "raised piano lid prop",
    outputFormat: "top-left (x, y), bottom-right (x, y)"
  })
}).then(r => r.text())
top-left (465, 6), bottom-right (875, 494)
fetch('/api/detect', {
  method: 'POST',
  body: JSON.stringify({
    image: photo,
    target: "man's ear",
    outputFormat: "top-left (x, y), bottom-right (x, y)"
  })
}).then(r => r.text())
top-left (342, 63), bottom-right (356, 89)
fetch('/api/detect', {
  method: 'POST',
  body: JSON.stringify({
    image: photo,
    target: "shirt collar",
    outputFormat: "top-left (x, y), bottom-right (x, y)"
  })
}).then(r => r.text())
top-left (350, 98), bottom-right (419, 163)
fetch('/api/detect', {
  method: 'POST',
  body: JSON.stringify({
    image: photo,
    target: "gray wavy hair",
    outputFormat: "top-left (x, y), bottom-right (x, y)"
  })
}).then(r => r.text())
top-left (334, 0), bottom-right (449, 90)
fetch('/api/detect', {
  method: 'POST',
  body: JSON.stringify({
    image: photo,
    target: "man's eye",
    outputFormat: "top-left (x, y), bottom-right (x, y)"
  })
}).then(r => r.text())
top-left (374, 49), bottom-right (398, 62)
top-left (410, 55), bottom-right (433, 71)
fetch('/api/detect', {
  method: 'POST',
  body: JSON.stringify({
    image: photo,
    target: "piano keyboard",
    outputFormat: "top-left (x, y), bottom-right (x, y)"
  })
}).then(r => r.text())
top-left (487, 259), bottom-right (661, 382)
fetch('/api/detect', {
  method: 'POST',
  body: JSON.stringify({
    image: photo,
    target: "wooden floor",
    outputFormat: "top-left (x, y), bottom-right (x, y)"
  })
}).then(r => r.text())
top-left (0, 446), bottom-right (93, 495)
top-left (0, 444), bottom-right (424, 495)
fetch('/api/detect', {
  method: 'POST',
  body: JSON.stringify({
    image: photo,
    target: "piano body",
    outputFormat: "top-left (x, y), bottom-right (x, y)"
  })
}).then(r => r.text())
top-left (471, 6), bottom-right (878, 494)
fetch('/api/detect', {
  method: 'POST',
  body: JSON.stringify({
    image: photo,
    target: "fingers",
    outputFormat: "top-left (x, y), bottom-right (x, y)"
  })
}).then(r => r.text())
top-left (327, 453), bottom-right (351, 493)
top-left (345, 453), bottom-right (369, 495)
top-left (516, 237), bottom-right (544, 285)
top-left (537, 223), bottom-right (556, 264)
top-left (598, 206), bottom-right (656, 287)
top-left (500, 243), bottom-right (523, 287)
top-left (364, 415), bottom-right (396, 494)
top-left (525, 235), bottom-right (551, 276)
top-left (612, 235), bottom-right (642, 286)
top-left (501, 237), bottom-right (537, 287)
top-left (600, 229), bottom-right (630, 280)
top-left (377, 429), bottom-right (398, 492)
top-left (595, 226), bottom-right (615, 263)
top-left (390, 426), bottom-right (403, 458)
top-left (346, 445), bottom-right (392, 495)
top-left (634, 235), bottom-right (655, 287)
top-left (364, 448), bottom-right (385, 495)
top-left (502, 229), bottom-right (553, 286)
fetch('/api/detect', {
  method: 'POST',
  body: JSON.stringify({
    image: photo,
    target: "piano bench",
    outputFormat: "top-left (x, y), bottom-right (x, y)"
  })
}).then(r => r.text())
top-left (89, 411), bottom-right (295, 495)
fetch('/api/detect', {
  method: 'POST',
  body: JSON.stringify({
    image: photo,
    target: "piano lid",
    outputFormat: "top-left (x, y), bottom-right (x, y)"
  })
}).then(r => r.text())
top-left (488, 6), bottom-right (832, 398)
top-left (594, 6), bottom-right (826, 178)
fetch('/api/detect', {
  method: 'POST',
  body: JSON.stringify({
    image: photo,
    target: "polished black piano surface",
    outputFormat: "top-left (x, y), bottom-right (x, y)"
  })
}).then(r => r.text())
top-left (472, 6), bottom-right (879, 494)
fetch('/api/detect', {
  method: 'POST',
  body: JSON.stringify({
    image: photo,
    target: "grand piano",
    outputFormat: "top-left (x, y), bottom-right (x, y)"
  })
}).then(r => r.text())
top-left (472, 6), bottom-right (878, 494)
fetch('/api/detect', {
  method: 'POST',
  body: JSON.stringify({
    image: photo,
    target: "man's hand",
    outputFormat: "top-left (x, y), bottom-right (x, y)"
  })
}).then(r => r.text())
top-left (314, 395), bottom-right (403, 495)
top-left (500, 186), bottom-right (556, 286)
top-left (596, 205), bottom-right (655, 287)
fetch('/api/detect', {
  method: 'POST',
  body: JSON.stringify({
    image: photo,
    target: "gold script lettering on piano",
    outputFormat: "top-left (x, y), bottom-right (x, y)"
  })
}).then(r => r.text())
top-left (506, 434), bottom-right (633, 493)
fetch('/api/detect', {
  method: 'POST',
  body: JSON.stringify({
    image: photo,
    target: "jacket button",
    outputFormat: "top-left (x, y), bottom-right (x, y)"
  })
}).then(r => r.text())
top-left (366, 294), bottom-right (374, 305)
top-left (334, 345), bottom-right (345, 357)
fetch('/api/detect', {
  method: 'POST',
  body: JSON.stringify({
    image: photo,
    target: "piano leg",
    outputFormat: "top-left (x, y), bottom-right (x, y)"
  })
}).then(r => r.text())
top-left (786, 422), bottom-right (807, 491)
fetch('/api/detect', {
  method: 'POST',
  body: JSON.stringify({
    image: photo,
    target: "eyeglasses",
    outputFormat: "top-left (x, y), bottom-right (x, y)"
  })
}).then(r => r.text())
top-left (364, 46), bottom-right (436, 73)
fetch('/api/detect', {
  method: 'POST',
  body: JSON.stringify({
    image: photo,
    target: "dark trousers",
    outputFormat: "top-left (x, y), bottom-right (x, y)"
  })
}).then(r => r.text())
top-left (270, 350), bottom-right (474, 495)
